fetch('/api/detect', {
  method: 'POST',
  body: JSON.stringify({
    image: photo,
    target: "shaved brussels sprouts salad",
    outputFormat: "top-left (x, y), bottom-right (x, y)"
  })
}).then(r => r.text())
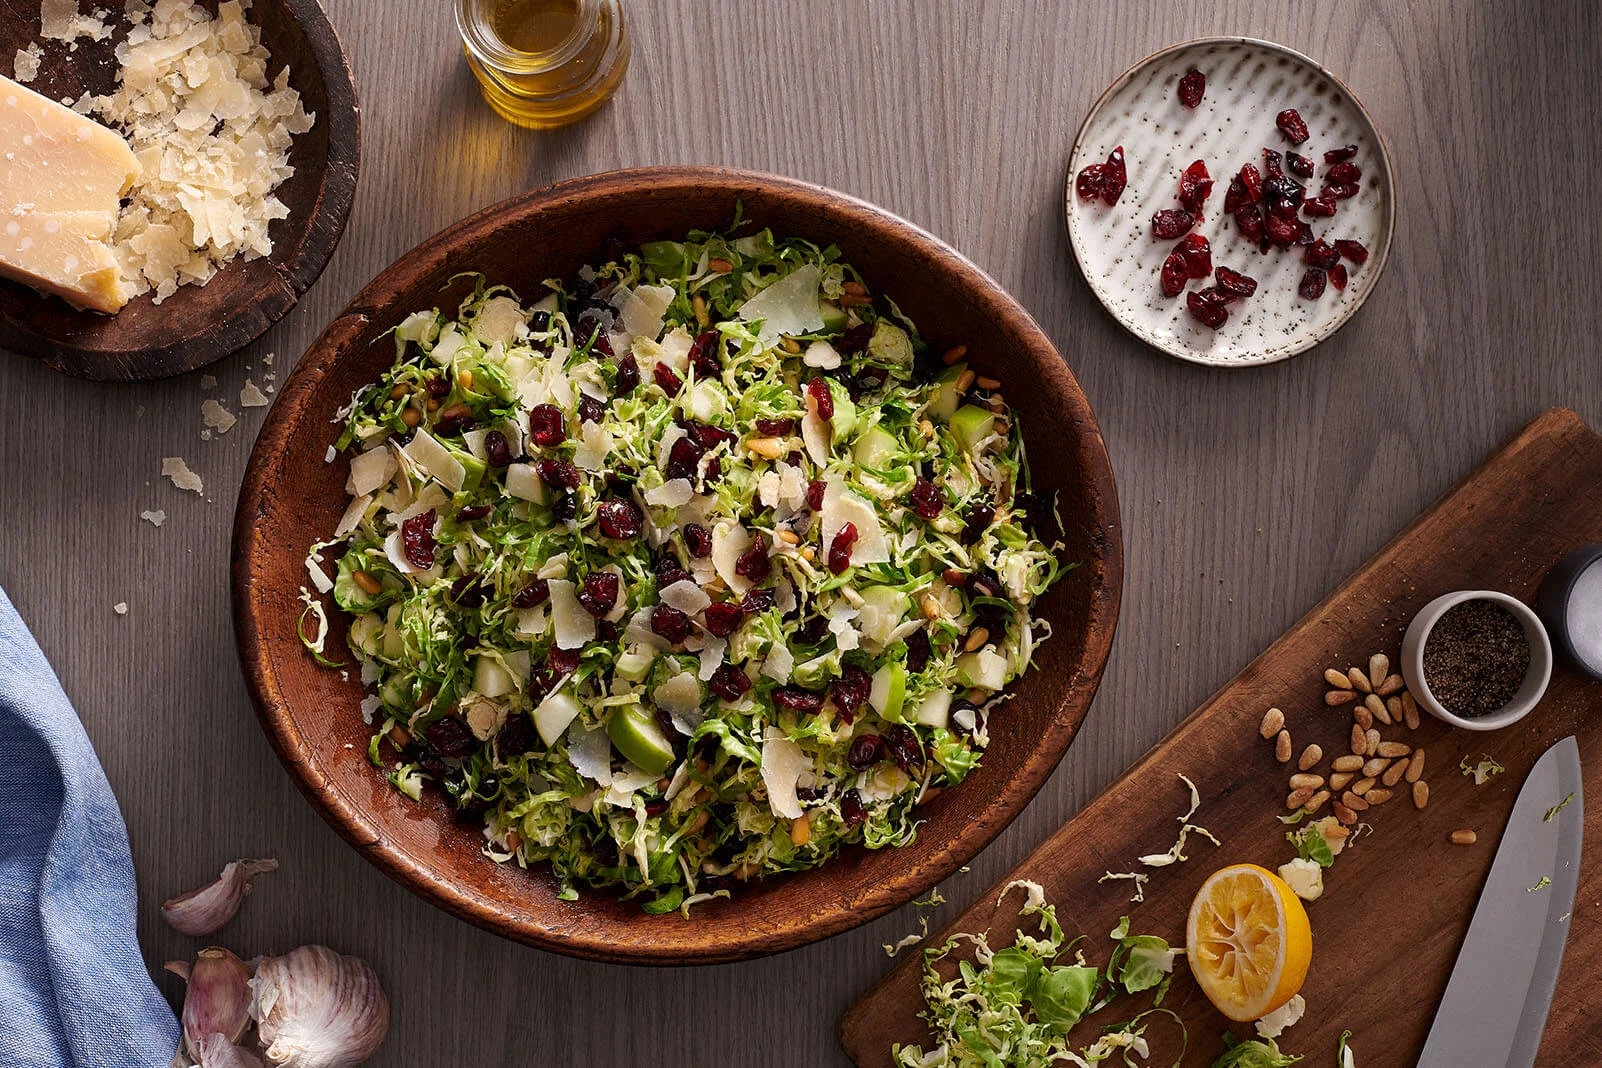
top-left (302, 217), bottom-right (1069, 914)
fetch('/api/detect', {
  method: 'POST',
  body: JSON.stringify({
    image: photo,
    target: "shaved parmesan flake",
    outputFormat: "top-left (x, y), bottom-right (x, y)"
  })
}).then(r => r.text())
top-left (505, 462), bottom-right (546, 504)
top-left (161, 456), bottom-right (203, 494)
top-left (616, 282), bottom-right (674, 340)
top-left (567, 722), bottom-right (612, 782)
top-left (659, 579), bottom-right (711, 616)
top-left (761, 643), bottom-right (793, 683)
top-left (820, 481), bottom-right (889, 566)
top-left (698, 637), bottom-right (727, 681)
top-left (201, 399), bottom-right (236, 434)
top-left (113, 601), bottom-right (128, 615)
top-left (710, 521), bottom-right (755, 595)
top-left (802, 339), bottom-right (841, 368)
top-left (738, 264), bottom-right (822, 342)
top-left (13, 45), bottom-right (43, 83)
top-left (1256, 994), bottom-right (1306, 1039)
top-left (304, 554), bottom-right (333, 593)
top-left (346, 446), bottom-right (396, 497)
top-left (139, 509), bottom-right (166, 527)
top-left (333, 494), bottom-right (369, 537)
top-left (324, 446), bottom-right (336, 464)
top-left (548, 579), bottom-right (596, 649)
top-left (402, 429), bottom-right (466, 493)
top-left (653, 672), bottom-right (703, 735)
top-left (239, 379), bottom-right (269, 407)
top-left (644, 478), bottom-right (693, 508)
top-left (40, 0), bottom-right (109, 43)
top-left (572, 420), bottom-right (610, 471)
top-left (760, 728), bottom-right (806, 819)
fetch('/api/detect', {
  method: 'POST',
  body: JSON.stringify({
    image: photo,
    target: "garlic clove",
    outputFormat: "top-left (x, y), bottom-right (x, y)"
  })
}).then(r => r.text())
top-left (182, 948), bottom-right (253, 1062)
top-left (166, 960), bottom-right (194, 981)
top-left (197, 1033), bottom-right (267, 1068)
top-left (163, 859), bottom-right (279, 936)
top-left (249, 945), bottom-right (389, 1068)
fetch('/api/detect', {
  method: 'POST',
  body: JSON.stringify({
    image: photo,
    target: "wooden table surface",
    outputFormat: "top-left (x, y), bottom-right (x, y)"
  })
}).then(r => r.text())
top-left (2, 2), bottom-right (1599, 1065)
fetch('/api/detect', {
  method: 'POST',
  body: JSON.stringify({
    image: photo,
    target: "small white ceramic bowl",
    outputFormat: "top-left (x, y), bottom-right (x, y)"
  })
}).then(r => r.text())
top-left (1400, 591), bottom-right (1553, 731)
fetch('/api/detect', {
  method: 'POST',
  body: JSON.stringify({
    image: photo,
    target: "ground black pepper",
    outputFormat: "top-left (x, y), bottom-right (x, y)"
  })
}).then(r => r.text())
top-left (1422, 599), bottom-right (1531, 717)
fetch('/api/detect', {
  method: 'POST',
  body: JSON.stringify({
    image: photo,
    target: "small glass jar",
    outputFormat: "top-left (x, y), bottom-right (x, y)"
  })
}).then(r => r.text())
top-left (455, 0), bottom-right (630, 129)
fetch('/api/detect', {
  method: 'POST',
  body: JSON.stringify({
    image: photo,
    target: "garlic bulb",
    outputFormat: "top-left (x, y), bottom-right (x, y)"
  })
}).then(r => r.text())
top-left (249, 945), bottom-right (389, 1067)
top-left (163, 859), bottom-right (279, 936)
top-left (182, 948), bottom-right (253, 1061)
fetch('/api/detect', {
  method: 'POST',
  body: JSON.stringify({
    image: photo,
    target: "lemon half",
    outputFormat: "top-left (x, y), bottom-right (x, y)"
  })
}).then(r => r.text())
top-left (1185, 863), bottom-right (1312, 1022)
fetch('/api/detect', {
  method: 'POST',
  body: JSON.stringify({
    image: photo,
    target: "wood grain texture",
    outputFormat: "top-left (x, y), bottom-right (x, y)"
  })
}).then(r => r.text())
top-left (842, 408), bottom-right (1602, 1066)
top-left (0, 1), bottom-right (1599, 1065)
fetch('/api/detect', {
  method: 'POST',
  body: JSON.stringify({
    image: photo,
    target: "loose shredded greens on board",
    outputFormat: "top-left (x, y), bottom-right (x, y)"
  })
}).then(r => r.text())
top-left (304, 222), bottom-right (1069, 911)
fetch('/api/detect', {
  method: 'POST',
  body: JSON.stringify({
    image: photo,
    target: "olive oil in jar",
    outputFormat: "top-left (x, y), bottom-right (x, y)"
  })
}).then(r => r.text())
top-left (455, 0), bottom-right (630, 129)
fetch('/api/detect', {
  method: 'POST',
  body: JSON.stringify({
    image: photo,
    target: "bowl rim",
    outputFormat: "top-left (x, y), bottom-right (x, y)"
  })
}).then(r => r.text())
top-left (1061, 35), bottom-right (1398, 369)
top-left (231, 166), bottom-right (1124, 963)
top-left (1399, 589), bottom-right (1554, 731)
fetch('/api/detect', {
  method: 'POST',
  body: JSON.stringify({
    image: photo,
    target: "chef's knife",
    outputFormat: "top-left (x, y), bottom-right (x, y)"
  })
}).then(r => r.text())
top-left (1417, 735), bottom-right (1584, 1068)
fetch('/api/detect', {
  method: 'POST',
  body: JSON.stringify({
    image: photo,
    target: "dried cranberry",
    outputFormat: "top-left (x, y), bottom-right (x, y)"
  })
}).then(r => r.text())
top-left (528, 404), bottom-right (566, 448)
top-left (708, 664), bottom-right (751, 701)
top-left (1178, 160), bottom-right (1213, 213)
top-left (1075, 164), bottom-right (1105, 201)
top-left (904, 629), bottom-right (931, 672)
top-left (909, 477), bottom-right (943, 520)
top-left (1328, 263), bottom-right (1349, 291)
top-left (1177, 67), bottom-right (1205, 108)
top-left (424, 716), bottom-right (476, 759)
top-left (534, 458), bottom-right (580, 490)
top-left (962, 503), bottom-right (995, 545)
top-left (839, 323), bottom-right (874, 354)
top-left (450, 573), bottom-right (485, 607)
top-left (592, 334), bottom-right (615, 359)
top-left (1262, 149), bottom-right (1283, 177)
top-left (1234, 207), bottom-right (1265, 243)
top-left (1300, 195), bottom-right (1337, 218)
top-left (1239, 163), bottom-right (1263, 203)
top-left (805, 480), bottom-right (827, 512)
top-left (457, 504), bottom-right (492, 522)
top-left (1160, 252), bottom-right (1188, 298)
top-left (772, 687), bottom-right (825, 714)
top-left (547, 647), bottom-right (581, 677)
top-left (1303, 240), bottom-right (1341, 269)
top-left (1321, 182), bottom-right (1360, 200)
top-left (400, 509), bottom-right (436, 569)
top-left (690, 423), bottom-right (737, 450)
top-left (578, 394), bottom-right (606, 424)
top-left (643, 798), bottom-right (669, 817)
top-left (578, 572), bottom-right (620, 617)
top-left (1286, 151), bottom-right (1314, 178)
top-left (1275, 108), bottom-right (1310, 144)
top-left (688, 330), bottom-right (721, 379)
top-left (496, 713), bottom-right (538, 756)
top-left (846, 733), bottom-right (885, 771)
top-left (1222, 176), bottom-right (1251, 214)
top-left (840, 790), bottom-right (867, 827)
top-left (1151, 209), bottom-right (1195, 240)
top-left (1265, 212), bottom-right (1302, 248)
top-left (664, 437), bottom-right (704, 481)
top-left (884, 724), bottom-right (925, 772)
top-left (735, 535), bottom-right (772, 582)
top-left (1175, 233), bottom-right (1211, 278)
top-left (655, 551), bottom-right (691, 590)
top-left (828, 522), bottom-right (858, 575)
top-left (1326, 161), bottom-right (1362, 184)
top-left (511, 578), bottom-right (550, 608)
top-left (615, 354), bottom-right (640, 394)
top-left (1264, 174), bottom-right (1306, 208)
top-left (806, 377), bottom-right (834, 421)
top-left (1213, 266), bottom-right (1258, 300)
top-left (650, 604), bottom-right (692, 643)
top-left (740, 586), bottom-right (776, 615)
top-left (703, 601), bottom-right (745, 638)
top-left (1334, 239), bottom-right (1369, 265)
top-left (672, 528), bottom-right (708, 565)
top-left (1325, 145), bottom-right (1358, 164)
top-left (1186, 289), bottom-right (1229, 329)
top-left (1099, 146), bottom-right (1127, 205)
top-left (550, 492), bottom-right (578, 522)
top-left (596, 498), bottom-right (643, 539)
top-left (484, 430), bottom-right (512, 467)
top-left (424, 376), bottom-right (451, 398)
top-left (831, 665), bottom-right (873, 719)
top-left (756, 417), bottom-right (795, 436)
top-left (1298, 268), bottom-right (1327, 300)
top-left (653, 362), bottom-right (684, 395)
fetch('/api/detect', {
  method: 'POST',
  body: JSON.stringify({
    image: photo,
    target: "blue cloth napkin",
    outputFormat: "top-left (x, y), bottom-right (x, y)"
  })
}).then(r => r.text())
top-left (0, 587), bottom-right (179, 1068)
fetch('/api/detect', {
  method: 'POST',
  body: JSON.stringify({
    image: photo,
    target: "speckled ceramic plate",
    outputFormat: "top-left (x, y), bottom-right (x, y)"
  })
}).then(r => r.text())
top-left (1064, 38), bottom-right (1395, 367)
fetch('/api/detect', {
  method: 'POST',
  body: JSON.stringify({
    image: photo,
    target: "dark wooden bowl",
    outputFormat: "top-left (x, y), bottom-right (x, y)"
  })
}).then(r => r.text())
top-left (0, 0), bottom-right (358, 381)
top-left (232, 168), bottom-right (1123, 964)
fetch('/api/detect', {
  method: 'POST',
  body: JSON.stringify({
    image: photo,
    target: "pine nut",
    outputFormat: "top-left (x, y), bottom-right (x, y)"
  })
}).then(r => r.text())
top-left (1324, 668), bottom-right (1354, 690)
top-left (1342, 791), bottom-right (1370, 812)
top-left (1369, 654), bottom-right (1390, 688)
top-left (1413, 780), bottom-right (1430, 809)
top-left (1386, 696), bottom-right (1404, 723)
top-left (1350, 724), bottom-right (1367, 754)
top-left (1348, 667), bottom-right (1373, 693)
top-left (975, 375), bottom-right (1001, 390)
top-left (692, 293), bottom-right (710, 327)
top-left (1334, 801), bottom-right (1358, 826)
top-left (1366, 788), bottom-right (1394, 805)
top-left (458, 369), bottom-right (473, 389)
top-left (1377, 741), bottom-right (1411, 758)
top-left (964, 628), bottom-right (991, 653)
top-left (1365, 728), bottom-right (1381, 756)
top-left (967, 688), bottom-right (986, 704)
top-left (1259, 707), bottom-right (1285, 739)
top-left (401, 407), bottom-right (422, 428)
top-left (1382, 761), bottom-right (1408, 787)
top-left (942, 345), bottom-right (968, 366)
top-left (1371, 699), bottom-right (1392, 725)
top-left (1332, 755), bottom-right (1365, 773)
top-left (839, 292), bottom-right (872, 308)
top-left (1402, 691), bottom-right (1420, 730)
top-left (842, 280), bottom-right (868, 297)
top-left (1406, 749), bottom-right (1426, 783)
top-left (1377, 673), bottom-right (1405, 696)
top-left (1298, 744), bottom-right (1323, 771)
top-left (1304, 789), bottom-right (1330, 814)
top-left (388, 724), bottom-right (411, 748)
top-left (746, 437), bottom-right (786, 459)
top-left (1362, 757), bottom-right (1390, 778)
top-left (779, 336), bottom-right (801, 354)
top-left (1327, 689), bottom-right (1358, 706)
top-left (1276, 730), bottom-right (1292, 763)
top-left (954, 369), bottom-right (976, 393)
top-left (1289, 773), bottom-right (1324, 790)
top-left (708, 257), bottom-right (734, 273)
top-left (800, 546), bottom-right (815, 562)
top-left (1365, 694), bottom-right (1387, 721)
top-left (1287, 787), bottom-right (1316, 809)
top-left (790, 815), bottom-right (811, 846)
top-left (1330, 772), bottom-right (1355, 791)
top-left (1449, 829), bottom-right (1477, 846)
top-left (353, 570), bottom-right (382, 595)
top-left (1352, 777), bottom-right (1376, 796)
top-left (1354, 706), bottom-right (1373, 730)
top-left (775, 529), bottom-right (799, 545)
top-left (920, 594), bottom-right (943, 620)
top-left (426, 397), bottom-right (441, 412)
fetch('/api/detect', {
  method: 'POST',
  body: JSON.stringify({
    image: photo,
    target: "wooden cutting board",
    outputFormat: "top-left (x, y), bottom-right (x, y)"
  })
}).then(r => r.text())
top-left (841, 408), bottom-right (1602, 1068)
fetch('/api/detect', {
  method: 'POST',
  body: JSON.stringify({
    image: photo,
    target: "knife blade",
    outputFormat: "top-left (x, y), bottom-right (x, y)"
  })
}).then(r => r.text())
top-left (1417, 735), bottom-right (1584, 1068)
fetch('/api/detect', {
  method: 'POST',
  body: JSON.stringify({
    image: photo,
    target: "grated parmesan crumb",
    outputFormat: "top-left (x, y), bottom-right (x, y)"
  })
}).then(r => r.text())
top-left (113, 601), bottom-right (128, 615)
top-left (201, 398), bottom-right (236, 434)
top-left (324, 445), bottom-right (336, 463)
top-left (239, 379), bottom-right (269, 407)
top-left (13, 44), bottom-right (44, 83)
top-left (161, 456), bottom-right (203, 494)
top-left (40, 0), bottom-right (111, 44)
top-left (139, 508), bottom-right (166, 526)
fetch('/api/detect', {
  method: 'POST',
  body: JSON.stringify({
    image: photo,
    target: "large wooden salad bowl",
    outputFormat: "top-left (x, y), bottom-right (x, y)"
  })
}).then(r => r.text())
top-left (232, 167), bottom-right (1122, 964)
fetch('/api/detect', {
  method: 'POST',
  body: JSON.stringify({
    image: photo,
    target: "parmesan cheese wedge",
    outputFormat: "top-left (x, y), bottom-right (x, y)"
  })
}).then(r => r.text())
top-left (0, 75), bottom-right (139, 312)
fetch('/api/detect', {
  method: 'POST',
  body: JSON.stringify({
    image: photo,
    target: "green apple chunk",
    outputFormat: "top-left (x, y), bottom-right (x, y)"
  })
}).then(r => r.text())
top-left (955, 648), bottom-right (1009, 691)
top-left (928, 363), bottom-right (967, 422)
top-left (853, 424), bottom-right (900, 469)
top-left (869, 661), bottom-right (908, 721)
top-left (913, 688), bottom-right (952, 728)
top-left (532, 689), bottom-right (582, 746)
top-left (606, 703), bottom-right (675, 775)
top-left (950, 404), bottom-right (996, 453)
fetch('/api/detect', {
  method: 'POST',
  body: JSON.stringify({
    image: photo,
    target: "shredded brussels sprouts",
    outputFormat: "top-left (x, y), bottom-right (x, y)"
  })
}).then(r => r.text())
top-left (306, 220), bottom-right (1069, 911)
